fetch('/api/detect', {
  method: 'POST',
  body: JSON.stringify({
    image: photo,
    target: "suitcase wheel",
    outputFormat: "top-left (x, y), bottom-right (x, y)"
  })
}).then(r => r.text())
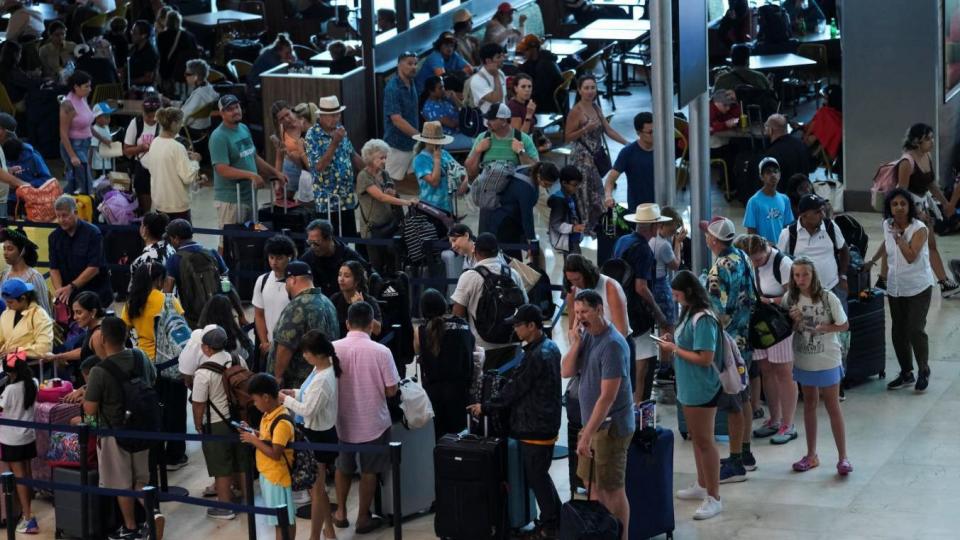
top-left (680, 431), bottom-right (688, 440)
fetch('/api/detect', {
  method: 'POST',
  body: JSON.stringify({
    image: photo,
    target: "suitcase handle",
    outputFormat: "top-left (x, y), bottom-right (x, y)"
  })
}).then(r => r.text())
top-left (462, 413), bottom-right (488, 439)
top-left (236, 181), bottom-right (259, 225)
top-left (271, 178), bottom-right (289, 215)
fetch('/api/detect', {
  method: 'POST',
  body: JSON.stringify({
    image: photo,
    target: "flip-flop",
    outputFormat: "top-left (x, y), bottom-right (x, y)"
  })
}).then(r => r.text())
top-left (355, 517), bottom-right (383, 535)
top-left (333, 517), bottom-right (349, 529)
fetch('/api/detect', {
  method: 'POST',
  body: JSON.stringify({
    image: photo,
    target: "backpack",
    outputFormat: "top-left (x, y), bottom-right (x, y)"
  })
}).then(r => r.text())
top-left (197, 356), bottom-right (256, 423)
top-left (98, 190), bottom-right (139, 225)
top-left (154, 293), bottom-right (192, 379)
top-left (470, 264), bottom-right (525, 344)
top-left (469, 130), bottom-right (524, 210)
top-left (99, 351), bottom-right (162, 452)
top-left (177, 248), bottom-right (223, 328)
top-left (871, 154), bottom-right (913, 212)
top-left (269, 414), bottom-right (319, 491)
top-left (602, 240), bottom-right (655, 336)
top-left (691, 312), bottom-right (747, 395)
top-left (756, 4), bottom-right (792, 44)
top-left (786, 219), bottom-right (842, 266)
top-left (459, 77), bottom-right (484, 137)
top-left (833, 214), bottom-right (868, 256)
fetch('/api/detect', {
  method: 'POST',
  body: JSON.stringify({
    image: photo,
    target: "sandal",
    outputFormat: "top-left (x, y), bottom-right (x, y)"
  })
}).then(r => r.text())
top-left (837, 458), bottom-right (853, 476)
top-left (792, 455), bottom-right (820, 472)
top-left (355, 516), bottom-right (383, 535)
top-left (333, 517), bottom-right (350, 529)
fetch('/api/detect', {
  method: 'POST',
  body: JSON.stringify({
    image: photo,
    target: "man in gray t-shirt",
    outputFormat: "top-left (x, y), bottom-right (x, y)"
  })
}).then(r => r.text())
top-left (561, 289), bottom-right (634, 540)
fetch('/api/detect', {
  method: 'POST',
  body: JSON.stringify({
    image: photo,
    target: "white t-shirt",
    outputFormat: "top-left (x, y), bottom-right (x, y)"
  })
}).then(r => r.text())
top-left (178, 329), bottom-right (205, 377)
top-left (777, 220), bottom-right (846, 290)
top-left (469, 69), bottom-right (506, 114)
top-left (883, 219), bottom-right (934, 298)
top-left (192, 351), bottom-right (248, 424)
top-left (755, 248), bottom-right (793, 299)
top-left (91, 124), bottom-right (113, 170)
top-left (124, 117), bottom-right (161, 159)
top-left (782, 290), bottom-right (847, 372)
top-left (451, 257), bottom-right (527, 350)
top-left (252, 271), bottom-right (291, 342)
top-left (0, 379), bottom-right (38, 446)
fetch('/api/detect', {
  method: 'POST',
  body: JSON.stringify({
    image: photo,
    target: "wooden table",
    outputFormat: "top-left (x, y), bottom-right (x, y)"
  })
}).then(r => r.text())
top-left (182, 9), bottom-right (263, 27)
top-left (2, 3), bottom-right (58, 21)
top-left (746, 53), bottom-right (817, 71)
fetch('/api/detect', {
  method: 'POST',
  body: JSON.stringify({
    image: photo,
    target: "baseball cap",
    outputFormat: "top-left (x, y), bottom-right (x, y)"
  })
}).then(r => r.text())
top-left (434, 32), bottom-right (457, 48)
top-left (474, 232), bottom-right (499, 255)
top-left (447, 223), bottom-right (474, 239)
top-left (201, 326), bottom-right (229, 350)
top-left (1, 278), bottom-right (34, 299)
top-left (142, 93), bottom-right (162, 111)
top-left (397, 50), bottom-right (418, 62)
top-left (758, 156), bottom-right (780, 174)
top-left (698, 216), bottom-right (737, 242)
top-left (218, 94), bottom-right (241, 111)
top-left (165, 218), bottom-right (193, 239)
top-left (504, 304), bottom-right (543, 328)
top-left (484, 103), bottom-right (512, 121)
top-left (92, 102), bottom-right (115, 117)
top-left (515, 34), bottom-right (541, 53)
top-left (285, 261), bottom-right (312, 278)
top-left (798, 194), bottom-right (827, 214)
top-left (496, 2), bottom-right (515, 13)
top-left (0, 112), bottom-right (16, 133)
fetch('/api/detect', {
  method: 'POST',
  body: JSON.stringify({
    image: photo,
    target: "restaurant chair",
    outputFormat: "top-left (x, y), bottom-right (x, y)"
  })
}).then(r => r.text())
top-left (209, 69), bottom-right (228, 84)
top-left (293, 44), bottom-right (319, 60)
top-left (181, 101), bottom-right (218, 150)
top-left (227, 59), bottom-right (253, 83)
top-left (237, 0), bottom-right (268, 35)
top-left (80, 12), bottom-right (110, 43)
top-left (90, 83), bottom-right (123, 105)
top-left (106, 1), bottom-right (130, 20)
top-left (552, 69), bottom-right (576, 117)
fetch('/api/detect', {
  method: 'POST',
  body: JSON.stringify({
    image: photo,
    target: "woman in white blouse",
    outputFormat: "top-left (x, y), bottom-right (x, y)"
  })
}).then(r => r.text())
top-left (280, 330), bottom-right (339, 540)
top-left (868, 188), bottom-right (934, 393)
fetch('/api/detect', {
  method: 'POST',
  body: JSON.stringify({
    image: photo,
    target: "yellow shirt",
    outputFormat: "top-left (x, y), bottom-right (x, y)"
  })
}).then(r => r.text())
top-left (0, 302), bottom-right (53, 358)
top-left (120, 290), bottom-right (183, 360)
top-left (257, 405), bottom-right (295, 487)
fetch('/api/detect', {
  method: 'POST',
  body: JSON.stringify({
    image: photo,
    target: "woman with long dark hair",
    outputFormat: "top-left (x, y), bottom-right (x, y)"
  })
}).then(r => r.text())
top-left (0, 229), bottom-right (50, 316)
top-left (414, 288), bottom-right (474, 439)
top-left (564, 75), bottom-right (628, 235)
top-left (280, 330), bottom-right (340, 540)
top-left (44, 291), bottom-right (106, 391)
top-left (59, 70), bottom-right (96, 194)
top-left (330, 261), bottom-right (382, 338)
top-left (655, 270), bottom-right (723, 520)
top-left (199, 294), bottom-right (254, 363)
top-left (121, 262), bottom-right (182, 361)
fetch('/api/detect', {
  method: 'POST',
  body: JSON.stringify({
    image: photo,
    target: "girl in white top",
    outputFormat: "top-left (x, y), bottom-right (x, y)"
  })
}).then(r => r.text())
top-left (0, 357), bottom-right (39, 534)
top-left (736, 234), bottom-right (797, 445)
top-left (280, 330), bottom-right (339, 540)
top-left (140, 107), bottom-right (200, 217)
top-left (781, 256), bottom-right (851, 476)
top-left (873, 188), bottom-right (934, 391)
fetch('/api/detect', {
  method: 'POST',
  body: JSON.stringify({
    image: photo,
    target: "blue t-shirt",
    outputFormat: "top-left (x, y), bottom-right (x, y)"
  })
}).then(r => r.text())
top-left (674, 311), bottom-right (723, 406)
top-left (614, 232), bottom-right (655, 283)
top-left (382, 75), bottom-right (419, 151)
top-left (422, 98), bottom-right (459, 135)
top-left (744, 190), bottom-right (794, 244)
top-left (415, 50), bottom-right (468, 92)
top-left (413, 149), bottom-right (454, 212)
top-left (613, 142), bottom-right (655, 210)
top-left (577, 325), bottom-right (634, 437)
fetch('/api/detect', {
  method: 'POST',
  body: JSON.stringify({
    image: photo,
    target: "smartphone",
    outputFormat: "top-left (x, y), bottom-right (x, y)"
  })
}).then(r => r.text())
top-left (648, 334), bottom-right (668, 344)
top-left (230, 421), bottom-right (256, 434)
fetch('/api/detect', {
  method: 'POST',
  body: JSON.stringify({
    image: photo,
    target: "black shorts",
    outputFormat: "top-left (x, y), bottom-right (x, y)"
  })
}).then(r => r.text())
top-left (302, 426), bottom-right (338, 466)
top-left (686, 388), bottom-right (722, 408)
top-left (1, 441), bottom-right (37, 462)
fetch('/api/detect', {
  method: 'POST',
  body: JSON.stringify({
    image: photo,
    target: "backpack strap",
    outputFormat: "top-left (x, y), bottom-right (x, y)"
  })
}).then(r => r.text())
top-left (268, 413), bottom-right (298, 475)
top-left (771, 250), bottom-right (784, 285)
top-left (787, 222), bottom-right (797, 256)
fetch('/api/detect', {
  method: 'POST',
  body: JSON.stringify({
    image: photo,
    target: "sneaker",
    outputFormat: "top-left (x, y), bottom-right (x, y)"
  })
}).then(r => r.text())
top-left (887, 372), bottom-right (916, 390)
top-left (837, 458), bottom-right (854, 476)
top-left (792, 455), bottom-right (820, 472)
top-left (676, 483), bottom-right (708, 500)
top-left (206, 508), bottom-right (237, 520)
top-left (741, 451), bottom-right (757, 471)
top-left (771, 424), bottom-right (798, 445)
top-left (140, 513), bottom-right (166, 540)
top-left (941, 279), bottom-right (960, 298)
top-left (752, 408), bottom-right (765, 420)
top-left (916, 371), bottom-right (930, 392)
top-left (108, 526), bottom-right (142, 540)
top-left (719, 460), bottom-right (747, 483)
top-left (753, 419), bottom-right (780, 438)
top-left (693, 496), bottom-right (723, 520)
top-left (165, 455), bottom-right (188, 471)
top-left (16, 517), bottom-right (38, 534)
top-left (839, 387), bottom-right (846, 402)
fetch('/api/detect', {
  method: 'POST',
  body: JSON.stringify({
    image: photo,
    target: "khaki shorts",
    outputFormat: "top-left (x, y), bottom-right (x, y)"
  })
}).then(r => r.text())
top-left (203, 421), bottom-right (252, 477)
top-left (576, 427), bottom-right (633, 491)
top-left (385, 147), bottom-right (413, 181)
top-left (336, 428), bottom-right (392, 475)
top-left (97, 436), bottom-right (150, 489)
top-left (214, 201), bottom-right (254, 229)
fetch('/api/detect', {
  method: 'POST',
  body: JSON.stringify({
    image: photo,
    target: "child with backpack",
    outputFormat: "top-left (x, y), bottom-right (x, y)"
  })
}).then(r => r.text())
top-left (547, 165), bottom-right (586, 258)
top-left (192, 326), bottom-right (251, 520)
top-left (781, 256), bottom-right (852, 475)
top-left (239, 374), bottom-right (297, 540)
top-left (0, 355), bottom-right (39, 534)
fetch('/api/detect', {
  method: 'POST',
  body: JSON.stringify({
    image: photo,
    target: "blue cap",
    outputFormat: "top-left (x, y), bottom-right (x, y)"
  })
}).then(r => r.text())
top-left (92, 102), bottom-right (115, 117)
top-left (1, 278), bottom-right (34, 299)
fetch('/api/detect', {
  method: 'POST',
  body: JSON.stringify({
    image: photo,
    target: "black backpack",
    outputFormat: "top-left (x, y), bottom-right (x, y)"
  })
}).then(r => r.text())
top-left (600, 257), bottom-right (653, 337)
top-left (369, 271), bottom-right (414, 368)
top-left (459, 106), bottom-right (484, 137)
top-left (471, 265), bottom-right (525, 344)
top-left (833, 214), bottom-right (868, 256)
top-left (178, 248), bottom-right (223, 328)
top-left (99, 350), bottom-right (162, 453)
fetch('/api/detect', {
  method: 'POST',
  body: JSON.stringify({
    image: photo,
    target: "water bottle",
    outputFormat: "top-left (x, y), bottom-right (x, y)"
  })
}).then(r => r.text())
top-left (220, 276), bottom-right (232, 293)
top-left (829, 18), bottom-right (839, 38)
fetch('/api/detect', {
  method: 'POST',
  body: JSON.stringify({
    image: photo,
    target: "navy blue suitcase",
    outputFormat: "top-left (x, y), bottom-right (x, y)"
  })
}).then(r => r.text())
top-left (626, 426), bottom-right (675, 539)
top-left (676, 403), bottom-right (728, 440)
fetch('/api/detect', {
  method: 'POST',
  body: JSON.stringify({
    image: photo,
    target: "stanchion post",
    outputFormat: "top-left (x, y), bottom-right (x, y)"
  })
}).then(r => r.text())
top-left (78, 423), bottom-right (90, 540)
top-left (156, 404), bottom-right (169, 492)
top-left (245, 447), bottom-right (257, 540)
top-left (1, 473), bottom-right (15, 540)
top-left (143, 486), bottom-right (158, 540)
top-left (277, 506), bottom-right (291, 540)
top-left (389, 441), bottom-right (402, 540)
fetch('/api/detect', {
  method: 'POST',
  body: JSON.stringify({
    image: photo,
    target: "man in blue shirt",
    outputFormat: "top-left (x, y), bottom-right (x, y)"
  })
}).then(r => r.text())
top-left (49, 195), bottom-right (113, 307)
top-left (744, 157), bottom-right (795, 243)
top-left (415, 32), bottom-right (473, 92)
top-left (383, 52), bottom-right (421, 183)
top-left (604, 112), bottom-right (655, 211)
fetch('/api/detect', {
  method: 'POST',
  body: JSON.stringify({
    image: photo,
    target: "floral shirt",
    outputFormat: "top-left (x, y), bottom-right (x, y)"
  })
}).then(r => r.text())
top-left (705, 246), bottom-right (756, 359)
top-left (267, 287), bottom-right (339, 388)
top-left (422, 98), bottom-right (459, 135)
top-left (304, 123), bottom-right (357, 212)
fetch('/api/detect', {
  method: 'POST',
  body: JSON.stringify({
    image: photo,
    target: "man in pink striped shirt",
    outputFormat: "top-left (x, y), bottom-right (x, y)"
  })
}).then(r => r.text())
top-left (333, 301), bottom-right (400, 534)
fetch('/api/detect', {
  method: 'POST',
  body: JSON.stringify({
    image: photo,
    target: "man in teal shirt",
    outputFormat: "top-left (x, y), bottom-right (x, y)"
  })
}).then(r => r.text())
top-left (464, 103), bottom-right (538, 178)
top-left (208, 95), bottom-right (285, 237)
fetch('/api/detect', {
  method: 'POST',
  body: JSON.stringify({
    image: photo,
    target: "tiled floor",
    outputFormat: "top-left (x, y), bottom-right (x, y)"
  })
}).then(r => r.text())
top-left (23, 83), bottom-right (960, 539)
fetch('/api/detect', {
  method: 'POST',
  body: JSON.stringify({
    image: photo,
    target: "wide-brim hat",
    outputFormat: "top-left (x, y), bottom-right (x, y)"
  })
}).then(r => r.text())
top-left (413, 121), bottom-right (454, 145)
top-left (453, 9), bottom-right (472, 23)
top-left (317, 95), bottom-right (346, 114)
top-left (624, 203), bottom-right (673, 223)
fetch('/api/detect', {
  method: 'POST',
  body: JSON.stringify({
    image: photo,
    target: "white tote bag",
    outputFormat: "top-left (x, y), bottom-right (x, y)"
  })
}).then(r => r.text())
top-left (398, 363), bottom-right (435, 429)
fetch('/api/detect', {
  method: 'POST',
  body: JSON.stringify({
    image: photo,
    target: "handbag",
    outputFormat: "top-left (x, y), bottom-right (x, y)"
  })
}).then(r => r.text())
top-left (398, 363), bottom-right (435, 430)
top-left (747, 260), bottom-right (794, 350)
top-left (15, 178), bottom-right (62, 222)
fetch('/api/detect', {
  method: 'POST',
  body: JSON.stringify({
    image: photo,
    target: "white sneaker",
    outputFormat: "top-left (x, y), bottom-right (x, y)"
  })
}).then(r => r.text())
top-left (292, 489), bottom-right (311, 505)
top-left (693, 496), bottom-right (723, 520)
top-left (676, 484), bottom-right (708, 500)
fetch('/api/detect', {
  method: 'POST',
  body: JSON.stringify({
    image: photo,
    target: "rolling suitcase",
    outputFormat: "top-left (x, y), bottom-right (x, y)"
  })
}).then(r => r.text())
top-left (626, 427), bottom-right (675, 540)
top-left (54, 468), bottom-right (117, 539)
top-left (434, 417), bottom-right (508, 540)
top-left (505, 438), bottom-right (537, 531)
top-left (676, 403), bottom-right (728, 440)
top-left (32, 401), bottom-right (82, 486)
top-left (843, 289), bottom-right (886, 385)
top-left (224, 184), bottom-right (268, 302)
top-left (378, 421), bottom-right (436, 519)
top-left (559, 465), bottom-right (621, 540)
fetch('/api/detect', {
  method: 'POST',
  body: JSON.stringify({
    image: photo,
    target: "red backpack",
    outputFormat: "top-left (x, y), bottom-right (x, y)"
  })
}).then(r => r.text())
top-left (197, 357), bottom-right (256, 423)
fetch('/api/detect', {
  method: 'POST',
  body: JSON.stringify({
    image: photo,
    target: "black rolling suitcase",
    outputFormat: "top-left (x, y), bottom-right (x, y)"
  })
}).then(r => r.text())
top-left (434, 417), bottom-right (508, 540)
top-left (258, 181), bottom-right (315, 254)
top-left (844, 289), bottom-right (886, 385)
top-left (559, 466), bottom-right (621, 540)
top-left (225, 185), bottom-right (269, 302)
top-left (54, 468), bottom-right (117, 539)
top-left (104, 228), bottom-right (144, 302)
